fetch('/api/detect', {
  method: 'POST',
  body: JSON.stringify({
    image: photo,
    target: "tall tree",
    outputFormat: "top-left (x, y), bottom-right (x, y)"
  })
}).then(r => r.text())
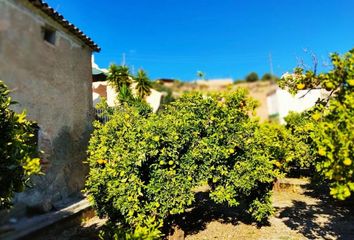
top-left (107, 64), bottom-right (132, 92)
top-left (135, 69), bottom-right (152, 99)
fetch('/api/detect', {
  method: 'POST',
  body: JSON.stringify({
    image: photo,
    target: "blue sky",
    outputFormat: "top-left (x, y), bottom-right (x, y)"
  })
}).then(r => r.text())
top-left (46, 0), bottom-right (354, 81)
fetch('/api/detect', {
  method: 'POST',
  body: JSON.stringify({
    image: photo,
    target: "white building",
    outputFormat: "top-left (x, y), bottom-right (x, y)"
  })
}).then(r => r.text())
top-left (267, 87), bottom-right (329, 124)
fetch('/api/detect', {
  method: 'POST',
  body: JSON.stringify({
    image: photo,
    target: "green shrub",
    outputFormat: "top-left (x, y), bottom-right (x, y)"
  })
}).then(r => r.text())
top-left (278, 48), bottom-right (354, 200)
top-left (0, 80), bottom-right (41, 209)
top-left (86, 89), bottom-right (280, 239)
top-left (283, 112), bottom-right (317, 170)
top-left (256, 121), bottom-right (311, 174)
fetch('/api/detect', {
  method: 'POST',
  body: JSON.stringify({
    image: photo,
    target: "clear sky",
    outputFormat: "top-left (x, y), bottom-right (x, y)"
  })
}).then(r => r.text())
top-left (46, 0), bottom-right (354, 81)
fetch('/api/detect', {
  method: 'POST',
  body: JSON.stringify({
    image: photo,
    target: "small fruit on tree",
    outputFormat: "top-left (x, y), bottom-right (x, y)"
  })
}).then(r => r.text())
top-left (297, 83), bottom-right (305, 90)
top-left (278, 48), bottom-right (354, 200)
top-left (86, 89), bottom-right (280, 239)
top-left (0, 80), bottom-right (41, 210)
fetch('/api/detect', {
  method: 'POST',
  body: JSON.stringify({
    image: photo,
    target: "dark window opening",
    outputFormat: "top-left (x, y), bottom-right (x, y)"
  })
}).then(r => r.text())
top-left (42, 27), bottom-right (56, 45)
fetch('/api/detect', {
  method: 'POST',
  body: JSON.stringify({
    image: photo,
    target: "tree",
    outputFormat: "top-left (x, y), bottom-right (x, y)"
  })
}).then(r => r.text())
top-left (135, 69), bottom-right (152, 99)
top-left (107, 64), bottom-right (132, 92)
top-left (245, 72), bottom-right (259, 82)
top-left (278, 48), bottom-right (354, 200)
top-left (0, 80), bottom-right (41, 209)
top-left (86, 89), bottom-right (280, 239)
top-left (261, 73), bottom-right (280, 81)
top-left (197, 71), bottom-right (205, 80)
top-left (117, 84), bottom-right (134, 104)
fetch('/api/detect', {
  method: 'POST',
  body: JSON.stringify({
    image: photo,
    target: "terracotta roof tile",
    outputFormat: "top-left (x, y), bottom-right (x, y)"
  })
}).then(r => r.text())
top-left (28, 0), bottom-right (100, 52)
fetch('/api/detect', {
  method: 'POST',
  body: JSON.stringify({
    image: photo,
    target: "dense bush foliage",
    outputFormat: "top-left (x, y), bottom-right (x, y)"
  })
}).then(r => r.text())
top-left (0, 80), bottom-right (41, 209)
top-left (86, 89), bottom-right (281, 239)
top-left (283, 111), bottom-right (317, 170)
top-left (257, 121), bottom-right (311, 173)
top-left (278, 48), bottom-right (354, 200)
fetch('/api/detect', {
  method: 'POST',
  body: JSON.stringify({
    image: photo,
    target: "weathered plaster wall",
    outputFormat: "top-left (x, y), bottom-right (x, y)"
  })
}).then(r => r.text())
top-left (0, 0), bottom-right (93, 212)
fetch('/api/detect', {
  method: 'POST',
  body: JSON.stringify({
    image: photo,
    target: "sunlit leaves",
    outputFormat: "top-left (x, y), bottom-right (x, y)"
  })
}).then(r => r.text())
top-left (86, 89), bottom-right (279, 239)
top-left (279, 48), bottom-right (354, 200)
top-left (0, 80), bottom-right (40, 209)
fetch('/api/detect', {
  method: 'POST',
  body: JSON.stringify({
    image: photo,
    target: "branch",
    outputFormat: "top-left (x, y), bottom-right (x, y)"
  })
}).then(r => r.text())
top-left (299, 87), bottom-right (322, 99)
top-left (299, 89), bottom-right (312, 99)
top-left (311, 52), bottom-right (318, 76)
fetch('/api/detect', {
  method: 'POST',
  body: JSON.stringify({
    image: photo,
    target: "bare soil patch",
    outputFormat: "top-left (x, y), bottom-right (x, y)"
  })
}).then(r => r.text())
top-left (29, 179), bottom-right (354, 240)
top-left (183, 180), bottom-right (354, 240)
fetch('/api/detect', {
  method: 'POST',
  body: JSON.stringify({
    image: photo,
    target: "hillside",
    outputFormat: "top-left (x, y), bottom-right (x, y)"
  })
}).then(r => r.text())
top-left (156, 80), bottom-right (277, 121)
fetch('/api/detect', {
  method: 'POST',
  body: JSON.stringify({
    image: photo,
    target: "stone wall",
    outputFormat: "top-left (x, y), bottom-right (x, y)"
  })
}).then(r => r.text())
top-left (0, 0), bottom-right (94, 215)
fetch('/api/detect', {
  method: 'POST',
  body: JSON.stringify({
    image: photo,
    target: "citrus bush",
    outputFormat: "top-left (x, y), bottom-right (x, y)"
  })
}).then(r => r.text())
top-left (256, 121), bottom-right (311, 174)
top-left (278, 48), bottom-right (354, 200)
top-left (283, 111), bottom-right (317, 170)
top-left (86, 89), bottom-right (281, 239)
top-left (0, 80), bottom-right (41, 209)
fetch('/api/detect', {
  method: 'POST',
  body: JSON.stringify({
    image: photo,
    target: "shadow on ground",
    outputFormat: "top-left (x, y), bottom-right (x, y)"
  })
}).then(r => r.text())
top-left (277, 184), bottom-right (354, 240)
top-left (167, 191), bottom-right (260, 237)
top-left (21, 208), bottom-right (104, 240)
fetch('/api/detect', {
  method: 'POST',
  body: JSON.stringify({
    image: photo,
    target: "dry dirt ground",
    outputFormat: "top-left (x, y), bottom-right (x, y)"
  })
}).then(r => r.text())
top-left (183, 182), bottom-right (354, 240)
top-left (36, 179), bottom-right (354, 240)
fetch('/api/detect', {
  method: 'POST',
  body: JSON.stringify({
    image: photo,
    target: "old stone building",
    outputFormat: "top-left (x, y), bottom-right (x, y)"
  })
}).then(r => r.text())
top-left (0, 0), bottom-right (100, 215)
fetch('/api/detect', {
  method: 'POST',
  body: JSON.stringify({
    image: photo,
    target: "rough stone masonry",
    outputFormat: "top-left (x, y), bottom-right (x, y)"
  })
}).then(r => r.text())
top-left (0, 0), bottom-right (100, 219)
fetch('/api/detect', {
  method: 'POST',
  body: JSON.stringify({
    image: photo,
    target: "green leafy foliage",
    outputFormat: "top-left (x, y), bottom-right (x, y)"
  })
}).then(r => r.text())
top-left (278, 48), bottom-right (354, 200)
top-left (0, 80), bottom-right (41, 209)
top-left (312, 93), bottom-right (354, 200)
top-left (257, 121), bottom-right (311, 173)
top-left (245, 72), bottom-right (259, 82)
top-left (118, 84), bottom-right (135, 104)
top-left (261, 73), bottom-right (279, 82)
top-left (135, 69), bottom-right (152, 99)
top-left (284, 112), bottom-right (316, 170)
top-left (106, 65), bottom-right (153, 109)
top-left (107, 64), bottom-right (133, 92)
top-left (86, 89), bottom-right (281, 239)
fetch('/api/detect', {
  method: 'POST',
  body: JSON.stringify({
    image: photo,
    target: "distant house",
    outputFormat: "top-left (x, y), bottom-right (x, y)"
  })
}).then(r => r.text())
top-left (156, 78), bottom-right (177, 88)
top-left (0, 0), bottom-right (100, 216)
top-left (267, 87), bottom-right (329, 123)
